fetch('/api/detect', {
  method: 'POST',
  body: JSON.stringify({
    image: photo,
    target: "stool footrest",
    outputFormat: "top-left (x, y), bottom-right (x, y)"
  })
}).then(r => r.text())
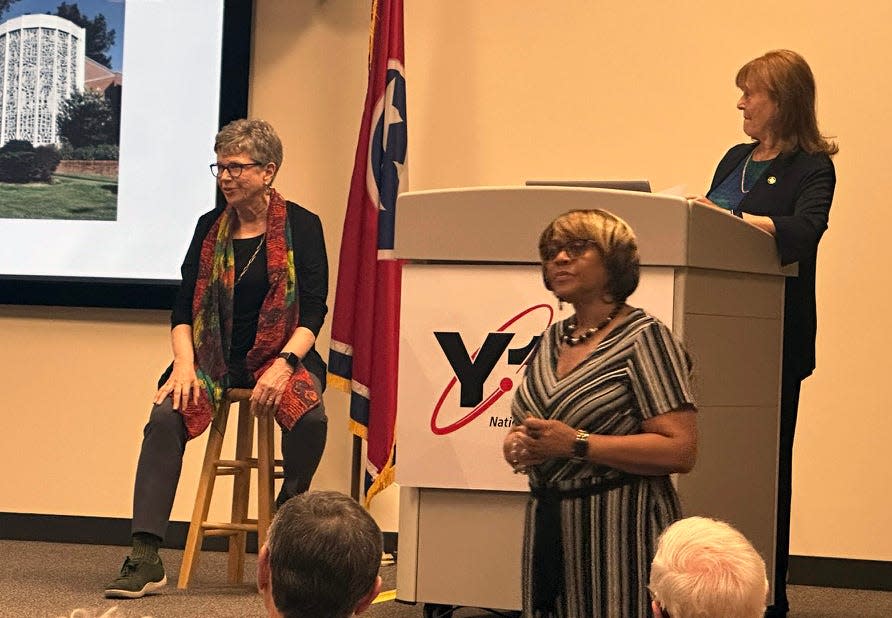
top-left (203, 529), bottom-right (241, 538)
top-left (202, 522), bottom-right (258, 533)
top-left (215, 458), bottom-right (285, 469)
top-left (215, 459), bottom-right (255, 469)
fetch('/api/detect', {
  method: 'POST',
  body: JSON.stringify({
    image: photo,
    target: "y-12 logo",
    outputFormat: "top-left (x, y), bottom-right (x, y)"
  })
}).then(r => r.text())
top-left (429, 304), bottom-right (555, 435)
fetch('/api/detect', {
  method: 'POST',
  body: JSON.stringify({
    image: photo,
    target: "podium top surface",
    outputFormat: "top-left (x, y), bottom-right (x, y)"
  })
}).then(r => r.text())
top-left (394, 186), bottom-right (788, 276)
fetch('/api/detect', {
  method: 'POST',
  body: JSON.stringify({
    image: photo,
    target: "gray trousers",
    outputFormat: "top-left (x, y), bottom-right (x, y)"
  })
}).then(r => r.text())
top-left (131, 379), bottom-right (328, 541)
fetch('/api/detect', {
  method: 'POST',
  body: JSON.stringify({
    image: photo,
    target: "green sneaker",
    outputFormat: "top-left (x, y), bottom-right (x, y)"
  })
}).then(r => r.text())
top-left (104, 556), bottom-right (167, 599)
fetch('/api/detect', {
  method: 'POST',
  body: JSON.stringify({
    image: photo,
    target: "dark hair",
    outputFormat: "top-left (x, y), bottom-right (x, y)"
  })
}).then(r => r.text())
top-left (736, 50), bottom-right (838, 156)
top-left (539, 209), bottom-right (640, 303)
top-left (267, 491), bottom-right (382, 618)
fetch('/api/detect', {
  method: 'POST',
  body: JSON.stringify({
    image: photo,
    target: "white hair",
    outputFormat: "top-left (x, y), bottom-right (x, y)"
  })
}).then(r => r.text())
top-left (649, 516), bottom-right (768, 618)
top-left (59, 608), bottom-right (153, 618)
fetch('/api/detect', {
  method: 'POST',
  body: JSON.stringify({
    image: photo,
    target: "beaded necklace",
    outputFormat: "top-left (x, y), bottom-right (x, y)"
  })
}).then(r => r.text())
top-left (561, 304), bottom-right (623, 346)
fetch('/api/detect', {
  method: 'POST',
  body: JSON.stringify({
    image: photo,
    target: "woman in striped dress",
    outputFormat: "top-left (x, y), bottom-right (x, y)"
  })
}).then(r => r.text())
top-left (503, 209), bottom-right (698, 618)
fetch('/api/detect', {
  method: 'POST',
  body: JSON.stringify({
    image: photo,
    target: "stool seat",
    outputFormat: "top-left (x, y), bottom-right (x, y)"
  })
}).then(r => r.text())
top-left (177, 388), bottom-right (284, 589)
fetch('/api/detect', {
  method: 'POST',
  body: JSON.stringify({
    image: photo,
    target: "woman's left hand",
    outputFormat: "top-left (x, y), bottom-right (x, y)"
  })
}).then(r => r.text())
top-left (250, 360), bottom-right (293, 417)
top-left (686, 195), bottom-right (723, 210)
top-left (520, 417), bottom-right (577, 462)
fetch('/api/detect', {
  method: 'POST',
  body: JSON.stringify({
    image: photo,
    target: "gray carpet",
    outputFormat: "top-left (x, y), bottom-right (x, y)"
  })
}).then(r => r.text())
top-left (1, 540), bottom-right (891, 617)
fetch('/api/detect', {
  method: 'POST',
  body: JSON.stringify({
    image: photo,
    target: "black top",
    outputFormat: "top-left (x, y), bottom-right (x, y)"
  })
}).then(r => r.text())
top-left (169, 201), bottom-right (329, 389)
top-left (708, 143), bottom-right (836, 380)
top-left (229, 235), bottom-right (268, 383)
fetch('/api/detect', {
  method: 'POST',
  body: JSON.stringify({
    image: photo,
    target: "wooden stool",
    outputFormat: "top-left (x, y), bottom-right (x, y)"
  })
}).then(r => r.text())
top-left (177, 388), bottom-right (284, 589)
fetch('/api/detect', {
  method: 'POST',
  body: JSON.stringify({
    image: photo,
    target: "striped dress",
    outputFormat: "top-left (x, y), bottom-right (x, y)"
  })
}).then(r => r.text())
top-left (512, 309), bottom-right (694, 618)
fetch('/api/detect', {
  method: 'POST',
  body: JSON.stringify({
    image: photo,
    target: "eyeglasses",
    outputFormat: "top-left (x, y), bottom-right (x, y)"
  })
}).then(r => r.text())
top-left (541, 239), bottom-right (598, 262)
top-left (209, 162), bottom-right (262, 178)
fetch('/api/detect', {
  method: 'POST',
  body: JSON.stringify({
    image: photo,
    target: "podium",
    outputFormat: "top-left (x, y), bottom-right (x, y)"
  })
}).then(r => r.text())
top-left (393, 186), bottom-right (789, 612)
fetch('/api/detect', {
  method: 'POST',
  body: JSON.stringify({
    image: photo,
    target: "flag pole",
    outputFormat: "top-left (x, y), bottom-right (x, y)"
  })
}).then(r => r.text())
top-left (350, 435), bottom-right (362, 501)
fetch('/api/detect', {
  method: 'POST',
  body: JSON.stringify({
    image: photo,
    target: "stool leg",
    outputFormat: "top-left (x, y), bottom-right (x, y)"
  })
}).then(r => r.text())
top-left (178, 404), bottom-right (231, 589)
top-left (227, 400), bottom-right (254, 584)
top-left (257, 410), bottom-right (276, 550)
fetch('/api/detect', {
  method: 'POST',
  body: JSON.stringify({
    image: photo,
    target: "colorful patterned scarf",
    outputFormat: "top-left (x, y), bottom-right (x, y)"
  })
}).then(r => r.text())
top-left (179, 188), bottom-right (321, 439)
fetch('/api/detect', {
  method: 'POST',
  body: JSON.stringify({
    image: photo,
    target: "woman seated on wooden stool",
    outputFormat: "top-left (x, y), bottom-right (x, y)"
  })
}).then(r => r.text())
top-left (105, 119), bottom-right (329, 599)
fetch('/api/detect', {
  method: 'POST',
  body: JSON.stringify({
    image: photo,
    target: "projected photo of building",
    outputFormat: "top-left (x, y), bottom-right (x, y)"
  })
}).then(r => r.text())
top-left (0, 0), bottom-right (124, 221)
top-left (0, 14), bottom-right (85, 147)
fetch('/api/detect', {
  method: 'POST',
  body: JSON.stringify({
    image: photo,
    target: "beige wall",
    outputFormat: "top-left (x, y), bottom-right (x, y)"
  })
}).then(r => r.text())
top-left (2, 0), bottom-right (890, 561)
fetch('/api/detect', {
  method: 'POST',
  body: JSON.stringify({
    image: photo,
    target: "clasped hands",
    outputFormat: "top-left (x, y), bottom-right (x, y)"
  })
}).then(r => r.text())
top-left (503, 417), bottom-right (579, 473)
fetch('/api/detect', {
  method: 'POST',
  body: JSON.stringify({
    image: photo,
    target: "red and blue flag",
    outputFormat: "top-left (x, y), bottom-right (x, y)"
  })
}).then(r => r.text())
top-left (328, 0), bottom-right (406, 506)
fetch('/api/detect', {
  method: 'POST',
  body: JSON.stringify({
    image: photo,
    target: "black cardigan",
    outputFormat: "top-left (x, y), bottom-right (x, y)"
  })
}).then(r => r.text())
top-left (708, 143), bottom-right (836, 380)
top-left (168, 200), bottom-right (329, 388)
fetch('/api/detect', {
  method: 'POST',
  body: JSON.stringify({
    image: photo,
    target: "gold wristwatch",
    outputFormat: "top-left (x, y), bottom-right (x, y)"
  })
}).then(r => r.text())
top-left (572, 429), bottom-right (590, 461)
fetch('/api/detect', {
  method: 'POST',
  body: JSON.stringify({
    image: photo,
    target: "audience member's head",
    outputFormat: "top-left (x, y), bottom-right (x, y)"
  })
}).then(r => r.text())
top-left (58, 608), bottom-right (137, 618)
top-left (649, 516), bottom-right (768, 618)
top-left (258, 490), bottom-right (383, 618)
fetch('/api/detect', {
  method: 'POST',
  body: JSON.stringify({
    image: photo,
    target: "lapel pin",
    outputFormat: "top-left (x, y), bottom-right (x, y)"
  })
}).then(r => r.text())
top-left (767, 176), bottom-right (777, 185)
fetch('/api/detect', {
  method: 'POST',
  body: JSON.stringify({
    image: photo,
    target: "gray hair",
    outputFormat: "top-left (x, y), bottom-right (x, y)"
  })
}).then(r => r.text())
top-left (214, 118), bottom-right (283, 182)
top-left (267, 491), bottom-right (382, 618)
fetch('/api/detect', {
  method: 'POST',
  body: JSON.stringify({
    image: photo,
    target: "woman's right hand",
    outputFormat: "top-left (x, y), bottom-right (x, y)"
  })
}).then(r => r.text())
top-left (502, 425), bottom-right (522, 464)
top-left (154, 360), bottom-right (201, 410)
top-left (687, 195), bottom-right (724, 210)
top-left (503, 425), bottom-right (533, 472)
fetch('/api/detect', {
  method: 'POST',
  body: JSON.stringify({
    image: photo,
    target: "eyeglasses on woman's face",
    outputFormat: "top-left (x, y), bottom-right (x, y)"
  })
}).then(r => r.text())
top-left (209, 161), bottom-right (262, 179)
top-left (541, 238), bottom-right (598, 262)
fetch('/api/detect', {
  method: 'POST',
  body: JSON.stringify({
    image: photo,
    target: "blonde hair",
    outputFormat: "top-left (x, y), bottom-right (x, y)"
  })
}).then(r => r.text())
top-left (539, 209), bottom-right (640, 302)
top-left (736, 50), bottom-right (838, 156)
top-left (649, 517), bottom-right (768, 618)
top-left (214, 118), bottom-right (284, 182)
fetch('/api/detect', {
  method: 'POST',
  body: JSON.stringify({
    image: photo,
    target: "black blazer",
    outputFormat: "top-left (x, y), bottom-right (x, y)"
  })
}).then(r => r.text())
top-left (708, 143), bottom-right (836, 380)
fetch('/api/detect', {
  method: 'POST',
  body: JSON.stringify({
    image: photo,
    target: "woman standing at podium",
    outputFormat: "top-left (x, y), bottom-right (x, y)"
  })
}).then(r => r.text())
top-left (689, 49), bottom-right (837, 618)
top-left (503, 209), bottom-right (698, 618)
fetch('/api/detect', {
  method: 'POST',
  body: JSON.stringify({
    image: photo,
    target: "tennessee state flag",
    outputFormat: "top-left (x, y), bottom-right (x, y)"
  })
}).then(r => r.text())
top-left (328, 0), bottom-right (406, 506)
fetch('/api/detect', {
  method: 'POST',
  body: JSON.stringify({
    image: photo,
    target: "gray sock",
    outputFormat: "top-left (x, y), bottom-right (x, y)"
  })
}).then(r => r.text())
top-left (131, 532), bottom-right (161, 562)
